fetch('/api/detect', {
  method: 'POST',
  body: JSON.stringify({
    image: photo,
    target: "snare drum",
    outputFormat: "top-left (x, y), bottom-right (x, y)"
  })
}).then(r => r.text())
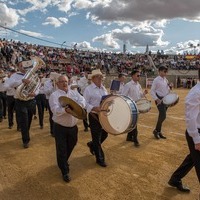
top-left (162, 93), bottom-right (179, 107)
top-left (136, 99), bottom-right (151, 113)
top-left (99, 95), bottom-right (138, 135)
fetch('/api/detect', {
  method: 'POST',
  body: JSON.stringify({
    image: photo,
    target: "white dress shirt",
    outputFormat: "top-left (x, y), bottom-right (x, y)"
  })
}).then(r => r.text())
top-left (0, 77), bottom-right (7, 92)
top-left (185, 82), bottom-right (200, 144)
top-left (4, 77), bottom-right (16, 96)
top-left (78, 76), bottom-right (88, 94)
top-left (49, 88), bottom-right (86, 127)
top-left (116, 82), bottom-right (125, 95)
top-left (150, 76), bottom-right (170, 100)
top-left (43, 79), bottom-right (54, 99)
top-left (83, 82), bottom-right (108, 113)
top-left (6, 72), bottom-right (24, 99)
top-left (122, 80), bottom-right (144, 102)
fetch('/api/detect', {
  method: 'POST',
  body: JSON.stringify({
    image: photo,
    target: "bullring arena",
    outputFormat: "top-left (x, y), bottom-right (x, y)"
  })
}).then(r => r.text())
top-left (0, 87), bottom-right (199, 200)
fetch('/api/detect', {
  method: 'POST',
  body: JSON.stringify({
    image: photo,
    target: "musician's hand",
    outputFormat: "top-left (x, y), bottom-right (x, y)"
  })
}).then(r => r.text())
top-left (22, 79), bottom-right (31, 84)
top-left (92, 106), bottom-right (101, 113)
top-left (143, 89), bottom-right (148, 95)
top-left (28, 92), bottom-right (36, 97)
top-left (156, 99), bottom-right (162, 105)
top-left (65, 107), bottom-right (73, 114)
top-left (195, 143), bottom-right (200, 151)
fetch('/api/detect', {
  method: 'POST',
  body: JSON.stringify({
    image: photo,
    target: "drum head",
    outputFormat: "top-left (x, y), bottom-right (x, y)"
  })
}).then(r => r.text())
top-left (136, 99), bottom-right (151, 113)
top-left (99, 95), bottom-right (137, 135)
top-left (163, 93), bottom-right (179, 106)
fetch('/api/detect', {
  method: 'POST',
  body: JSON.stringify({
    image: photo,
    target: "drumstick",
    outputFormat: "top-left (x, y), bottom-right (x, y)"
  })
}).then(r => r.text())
top-left (100, 109), bottom-right (110, 112)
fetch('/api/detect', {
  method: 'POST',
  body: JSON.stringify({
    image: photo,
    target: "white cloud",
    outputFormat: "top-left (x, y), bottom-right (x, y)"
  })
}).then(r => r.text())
top-left (19, 29), bottom-right (53, 39)
top-left (93, 33), bottom-right (120, 49)
top-left (59, 17), bottom-right (68, 24)
top-left (0, 3), bottom-right (20, 27)
top-left (42, 17), bottom-right (63, 27)
top-left (75, 41), bottom-right (99, 51)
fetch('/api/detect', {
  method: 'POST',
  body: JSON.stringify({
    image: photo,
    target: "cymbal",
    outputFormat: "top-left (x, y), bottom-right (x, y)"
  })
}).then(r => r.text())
top-left (59, 96), bottom-right (87, 120)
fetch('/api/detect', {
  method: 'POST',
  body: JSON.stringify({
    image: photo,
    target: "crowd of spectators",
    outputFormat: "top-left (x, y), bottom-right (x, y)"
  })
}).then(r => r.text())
top-left (0, 38), bottom-right (200, 76)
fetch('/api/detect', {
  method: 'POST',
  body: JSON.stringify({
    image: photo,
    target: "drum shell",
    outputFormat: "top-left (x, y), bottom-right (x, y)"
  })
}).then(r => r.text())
top-left (162, 93), bottom-right (179, 107)
top-left (136, 99), bottom-right (151, 113)
top-left (99, 95), bottom-right (138, 135)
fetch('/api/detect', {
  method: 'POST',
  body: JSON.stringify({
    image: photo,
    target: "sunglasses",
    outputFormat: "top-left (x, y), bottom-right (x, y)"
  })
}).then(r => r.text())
top-left (137, 74), bottom-right (141, 77)
top-left (163, 70), bottom-right (168, 73)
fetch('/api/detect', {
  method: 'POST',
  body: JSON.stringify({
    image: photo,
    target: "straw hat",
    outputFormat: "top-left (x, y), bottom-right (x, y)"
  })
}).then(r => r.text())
top-left (90, 69), bottom-right (103, 78)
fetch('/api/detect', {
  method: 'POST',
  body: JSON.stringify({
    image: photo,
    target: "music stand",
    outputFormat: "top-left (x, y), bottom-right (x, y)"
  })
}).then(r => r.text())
top-left (110, 80), bottom-right (120, 94)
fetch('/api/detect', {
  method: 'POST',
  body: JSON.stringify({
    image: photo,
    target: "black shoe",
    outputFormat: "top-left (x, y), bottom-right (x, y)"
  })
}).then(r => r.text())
top-left (3, 116), bottom-right (6, 119)
top-left (96, 161), bottom-right (107, 167)
top-left (63, 174), bottom-right (71, 183)
top-left (34, 115), bottom-right (37, 120)
top-left (159, 133), bottom-right (167, 139)
top-left (87, 142), bottom-right (94, 155)
top-left (8, 125), bottom-right (13, 129)
top-left (40, 125), bottom-right (43, 129)
top-left (126, 137), bottom-right (133, 142)
top-left (153, 130), bottom-right (160, 139)
top-left (84, 128), bottom-right (89, 132)
top-left (168, 179), bottom-right (190, 192)
top-left (23, 143), bottom-right (29, 148)
top-left (0, 118), bottom-right (3, 122)
top-left (134, 141), bottom-right (140, 147)
top-left (17, 128), bottom-right (21, 132)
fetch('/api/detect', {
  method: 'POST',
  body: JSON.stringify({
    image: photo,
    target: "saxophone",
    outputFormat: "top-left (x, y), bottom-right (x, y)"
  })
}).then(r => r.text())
top-left (16, 56), bottom-right (45, 101)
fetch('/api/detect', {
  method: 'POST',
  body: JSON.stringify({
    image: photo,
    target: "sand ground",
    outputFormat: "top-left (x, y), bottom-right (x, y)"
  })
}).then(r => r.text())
top-left (0, 88), bottom-right (199, 200)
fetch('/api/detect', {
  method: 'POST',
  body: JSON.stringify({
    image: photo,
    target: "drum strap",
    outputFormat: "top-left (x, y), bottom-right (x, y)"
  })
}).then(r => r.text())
top-left (156, 93), bottom-right (163, 100)
top-left (89, 112), bottom-right (99, 122)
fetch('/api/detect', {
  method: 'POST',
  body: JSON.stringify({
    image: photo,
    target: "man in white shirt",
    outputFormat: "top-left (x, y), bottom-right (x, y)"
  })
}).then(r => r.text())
top-left (78, 71), bottom-right (90, 132)
top-left (7, 60), bottom-right (39, 148)
top-left (0, 70), bottom-right (7, 122)
top-left (122, 70), bottom-right (147, 147)
top-left (116, 73), bottom-right (126, 95)
top-left (168, 73), bottom-right (200, 194)
top-left (4, 68), bottom-right (17, 128)
top-left (83, 69), bottom-right (108, 167)
top-left (150, 66), bottom-right (170, 139)
top-left (43, 74), bottom-right (56, 136)
top-left (49, 75), bottom-right (85, 183)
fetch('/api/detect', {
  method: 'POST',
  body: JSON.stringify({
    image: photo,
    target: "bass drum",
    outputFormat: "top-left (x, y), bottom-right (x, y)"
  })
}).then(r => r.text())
top-left (99, 95), bottom-right (138, 135)
top-left (162, 92), bottom-right (179, 107)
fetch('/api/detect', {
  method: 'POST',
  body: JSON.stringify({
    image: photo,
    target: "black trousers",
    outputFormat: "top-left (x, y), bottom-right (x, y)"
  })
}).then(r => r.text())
top-left (127, 126), bottom-right (138, 142)
top-left (15, 99), bottom-right (35, 144)
top-left (0, 92), bottom-right (7, 119)
top-left (47, 100), bottom-right (54, 135)
top-left (170, 130), bottom-right (200, 183)
top-left (35, 94), bottom-right (46, 127)
top-left (83, 109), bottom-right (89, 129)
top-left (6, 95), bottom-right (15, 127)
top-left (88, 113), bottom-right (108, 163)
top-left (53, 123), bottom-right (78, 176)
top-left (155, 102), bottom-right (168, 132)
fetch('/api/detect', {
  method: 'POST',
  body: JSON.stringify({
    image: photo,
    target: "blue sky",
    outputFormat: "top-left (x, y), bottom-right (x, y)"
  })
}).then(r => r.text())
top-left (0, 0), bottom-right (200, 54)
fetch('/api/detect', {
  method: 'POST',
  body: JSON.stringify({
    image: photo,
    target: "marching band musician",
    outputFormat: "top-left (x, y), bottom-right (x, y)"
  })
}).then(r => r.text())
top-left (168, 70), bottom-right (200, 195)
top-left (150, 66), bottom-right (171, 140)
top-left (0, 69), bottom-right (7, 122)
top-left (116, 73), bottom-right (126, 95)
top-left (122, 70), bottom-right (148, 147)
top-left (43, 72), bottom-right (59, 137)
top-left (83, 69), bottom-right (108, 167)
top-left (78, 71), bottom-right (90, 132)
top-left (4, 67), bottom-right (17, 129)
top-left (6, 60), bottom-right (39, 148)
top-left (49, 75), bottom-right (86, 183)
top-left (35, 72), bottom-right (46, 129)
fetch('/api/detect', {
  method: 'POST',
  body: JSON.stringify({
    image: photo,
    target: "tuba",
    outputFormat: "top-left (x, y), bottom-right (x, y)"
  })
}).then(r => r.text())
top-left (16, 56), bottom-right (45, 101)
